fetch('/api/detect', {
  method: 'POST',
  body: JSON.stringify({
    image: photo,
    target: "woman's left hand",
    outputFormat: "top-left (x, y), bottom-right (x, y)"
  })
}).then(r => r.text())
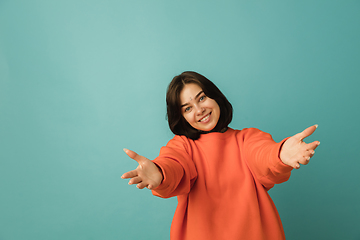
top-left (280, 125), bottom-right (320, 169)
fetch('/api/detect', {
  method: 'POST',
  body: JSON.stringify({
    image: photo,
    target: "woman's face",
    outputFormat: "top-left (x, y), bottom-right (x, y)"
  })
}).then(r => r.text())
top-left (180, 83), bottom-right (220, 132)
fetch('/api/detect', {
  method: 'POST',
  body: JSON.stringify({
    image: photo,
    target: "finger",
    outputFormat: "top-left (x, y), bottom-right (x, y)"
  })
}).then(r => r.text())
top-left (294, 154), bottom-right (307, 169)
top-left (121, 170), bottom-right (138, 179)
top-left (306, 141), bottom-right (320, 151)
top-left (299, 155), bottom-right (311, 165)
top-left (295, 149), bottom-right (317, 169)
top-left (123, 148), bottom-right (147, 164)
top-left (128, 176), bottom-right (142, 185)
top-left (137, 182), bottom-right (148, 189)
top-left (296, 124), bottom-right (318, 141)
top-left (307, 150), bottom-right (315, 158)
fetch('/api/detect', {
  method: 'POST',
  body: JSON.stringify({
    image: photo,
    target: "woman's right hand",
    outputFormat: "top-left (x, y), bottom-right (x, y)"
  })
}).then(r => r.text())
top-left (121, 149), bottom-right (163, 190)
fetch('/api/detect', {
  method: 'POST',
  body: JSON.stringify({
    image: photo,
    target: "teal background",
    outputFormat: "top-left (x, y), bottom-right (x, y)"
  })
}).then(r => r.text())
top-left (1, 1), bottom-right (359, 239)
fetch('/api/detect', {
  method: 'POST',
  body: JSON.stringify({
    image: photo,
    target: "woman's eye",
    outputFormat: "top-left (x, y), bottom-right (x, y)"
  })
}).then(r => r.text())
top-left (199, 96), bottom-right (206, 101)
top-left (185, 107), bottom-right (191, 112)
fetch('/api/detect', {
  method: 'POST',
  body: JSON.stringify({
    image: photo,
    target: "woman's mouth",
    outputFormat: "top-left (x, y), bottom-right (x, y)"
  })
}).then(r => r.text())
top-left (199, 112), bottom-right (211, 123)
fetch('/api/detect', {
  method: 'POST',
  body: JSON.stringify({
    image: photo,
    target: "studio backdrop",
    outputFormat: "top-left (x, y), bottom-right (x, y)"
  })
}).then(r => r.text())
top-left (0, 1), bottom-right (359, 239)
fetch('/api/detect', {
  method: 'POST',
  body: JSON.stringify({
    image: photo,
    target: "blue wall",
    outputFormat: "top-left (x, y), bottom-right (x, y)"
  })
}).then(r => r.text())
top-left (1, 1), bottom-right (359, 239)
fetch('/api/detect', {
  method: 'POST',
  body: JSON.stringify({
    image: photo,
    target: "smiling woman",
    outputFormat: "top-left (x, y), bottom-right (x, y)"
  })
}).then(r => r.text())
top-left (180, 84), bottom-right (220, 132)
top-left (121, 71), bottom-right (320, 240)
top-left (166, 71), bottom-right (233, 140)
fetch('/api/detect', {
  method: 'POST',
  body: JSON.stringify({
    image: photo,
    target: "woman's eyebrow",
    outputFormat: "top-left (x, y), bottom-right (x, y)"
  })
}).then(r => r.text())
top-left (181, 91), bottom-right (204, 108)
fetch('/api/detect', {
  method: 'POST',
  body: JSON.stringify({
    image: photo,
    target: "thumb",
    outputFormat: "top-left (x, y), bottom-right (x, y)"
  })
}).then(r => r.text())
top-left (123, 148), bottom-right (146, 164)
top-left (296, 124), bottom-right (318, 140)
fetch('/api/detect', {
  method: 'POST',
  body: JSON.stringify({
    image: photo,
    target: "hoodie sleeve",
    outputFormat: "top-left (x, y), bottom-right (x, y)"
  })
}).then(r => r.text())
top-left (240, 128), bottom-right (293, 190)
top-left (151, 135), bottom-right (198, 198)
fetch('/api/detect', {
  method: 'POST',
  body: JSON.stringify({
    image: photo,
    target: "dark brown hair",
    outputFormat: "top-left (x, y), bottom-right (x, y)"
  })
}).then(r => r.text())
top-left (166, 71), bottom-right (233, 140)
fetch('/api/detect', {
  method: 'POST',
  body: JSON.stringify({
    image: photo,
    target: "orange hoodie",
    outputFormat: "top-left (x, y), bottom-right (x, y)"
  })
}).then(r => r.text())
top-left (152, 128), bottom-right (292, 240)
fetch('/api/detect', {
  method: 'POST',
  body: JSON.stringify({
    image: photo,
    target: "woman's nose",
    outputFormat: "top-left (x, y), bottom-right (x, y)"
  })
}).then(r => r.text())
top-left (195, 105), bottom-right (205, 114)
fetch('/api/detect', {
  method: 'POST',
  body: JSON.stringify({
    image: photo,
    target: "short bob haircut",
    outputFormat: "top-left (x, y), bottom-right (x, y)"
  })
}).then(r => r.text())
top-left (166, 71), bottom-right (233, 140)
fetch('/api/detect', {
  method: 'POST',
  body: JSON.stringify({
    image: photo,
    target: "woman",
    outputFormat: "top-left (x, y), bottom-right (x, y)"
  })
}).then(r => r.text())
top-left (122, 71), bottom-right (320, 240)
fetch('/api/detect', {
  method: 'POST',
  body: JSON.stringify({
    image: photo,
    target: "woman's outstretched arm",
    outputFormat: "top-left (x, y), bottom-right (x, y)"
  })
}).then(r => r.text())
top-left (121, 149), bottom-right (163, 190)
top-left (280, 125), bottom-right (320, 169)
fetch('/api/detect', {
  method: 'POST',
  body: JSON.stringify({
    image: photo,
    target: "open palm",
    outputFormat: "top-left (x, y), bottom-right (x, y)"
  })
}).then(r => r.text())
top-left (121, 149), bottom-right (163, 189)
top-left (280, 125), bottom-right (320, 169)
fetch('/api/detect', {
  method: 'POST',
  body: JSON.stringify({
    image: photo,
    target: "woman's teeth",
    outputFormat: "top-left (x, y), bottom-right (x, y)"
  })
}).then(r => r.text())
top-left (200, 114), bottom-right (210, 122)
